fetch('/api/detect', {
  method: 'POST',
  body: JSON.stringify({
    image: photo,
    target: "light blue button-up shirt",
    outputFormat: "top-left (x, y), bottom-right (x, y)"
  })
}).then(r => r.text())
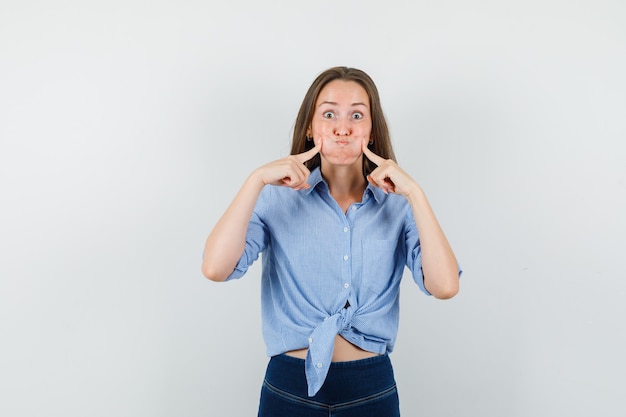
top-left (226, 167), bottom-right (432, 396)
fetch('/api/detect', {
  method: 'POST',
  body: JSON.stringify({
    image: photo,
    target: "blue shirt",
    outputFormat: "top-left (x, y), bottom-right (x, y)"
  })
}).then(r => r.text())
top-left (226, 167), bottom-right (431, 396)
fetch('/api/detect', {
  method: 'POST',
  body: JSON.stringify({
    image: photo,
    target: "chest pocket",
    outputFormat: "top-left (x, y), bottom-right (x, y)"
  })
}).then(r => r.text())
top-left (361, 239), bottom-right (398, 294)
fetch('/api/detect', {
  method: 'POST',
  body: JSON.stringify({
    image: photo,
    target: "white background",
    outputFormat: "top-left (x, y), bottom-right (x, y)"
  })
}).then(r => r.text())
top-left (1, 1), bottom-right (625, 416)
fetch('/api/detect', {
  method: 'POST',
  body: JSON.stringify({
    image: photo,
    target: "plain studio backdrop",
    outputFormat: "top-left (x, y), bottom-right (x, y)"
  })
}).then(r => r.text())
top-left (1, 1), bottom-right (625, 416)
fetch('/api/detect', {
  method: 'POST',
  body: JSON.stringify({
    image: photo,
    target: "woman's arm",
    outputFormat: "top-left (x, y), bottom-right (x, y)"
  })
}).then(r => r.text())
top-left (201, 143), bottom-right (322, 281)
top-left (403, 188), bottom-right (459, 299)
top-left (201, 173), bottom-right (266, 282)
top-left (361, 141), bottom-right (459, 299)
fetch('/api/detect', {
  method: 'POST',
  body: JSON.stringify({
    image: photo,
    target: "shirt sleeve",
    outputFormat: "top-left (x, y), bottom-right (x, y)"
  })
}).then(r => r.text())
top-left (225, 186), bottom-right (271, 281)
top-left (403, 202), bottom-right (462, 294)
top-left (403, 204), bottom-right (431, 295)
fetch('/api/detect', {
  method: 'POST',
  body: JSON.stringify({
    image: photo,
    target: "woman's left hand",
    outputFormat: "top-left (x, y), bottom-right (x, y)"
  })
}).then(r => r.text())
top-left (361, 139), bottom-right (420, 197)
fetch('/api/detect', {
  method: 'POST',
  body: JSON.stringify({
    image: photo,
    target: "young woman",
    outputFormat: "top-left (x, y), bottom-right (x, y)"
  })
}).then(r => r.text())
top-left (202, 66), bottom-right (460, 416)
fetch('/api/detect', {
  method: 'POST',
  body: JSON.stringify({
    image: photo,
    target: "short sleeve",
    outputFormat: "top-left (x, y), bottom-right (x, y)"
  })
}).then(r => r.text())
top-left (403, 204), bottom-right (430, 295)
top-left (403, 204), bottom-right (462, 294)
top-left (225, 187), bottom-right (271, 281)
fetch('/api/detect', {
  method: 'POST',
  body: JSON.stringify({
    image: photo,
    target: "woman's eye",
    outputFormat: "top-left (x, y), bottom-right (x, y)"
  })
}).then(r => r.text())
top-left (352, 112), bottom-right (363, 120)
top-left (323, 111), bottom-right (335, 119)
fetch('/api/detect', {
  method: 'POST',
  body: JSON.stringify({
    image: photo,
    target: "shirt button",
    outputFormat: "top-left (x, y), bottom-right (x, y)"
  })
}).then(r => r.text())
top-left (351, 206), bottom-right (357, 211)
top-left (343, 227), bottom-right (349, 233)
top-left (344, 283), bottom-right (349, 289)
top-left (308, 337), bottom-right (313, 344)
top-left (343, 255), bottom-right (349, 261)
top-left (317, 363), bottom-right (323, 368)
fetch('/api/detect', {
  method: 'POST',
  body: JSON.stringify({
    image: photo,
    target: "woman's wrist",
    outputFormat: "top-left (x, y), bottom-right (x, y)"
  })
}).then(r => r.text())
top-left (403, 181), bottom-right (425, 202)
top-left (248, 167), bottom-right (270, 189)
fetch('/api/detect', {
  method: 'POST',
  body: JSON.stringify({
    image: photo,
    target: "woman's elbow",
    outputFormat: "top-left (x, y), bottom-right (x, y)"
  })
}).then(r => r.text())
top-left (201, 261), bottom-right (229, 282)
top-left (432, 284), bottom-right (459, 300)
top-left (426, 274), bottom-right (460, 300)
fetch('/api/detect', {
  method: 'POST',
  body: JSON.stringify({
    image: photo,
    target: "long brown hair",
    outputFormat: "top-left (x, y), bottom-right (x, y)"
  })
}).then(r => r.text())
top-left (290, 67), bottom-right (395, 177)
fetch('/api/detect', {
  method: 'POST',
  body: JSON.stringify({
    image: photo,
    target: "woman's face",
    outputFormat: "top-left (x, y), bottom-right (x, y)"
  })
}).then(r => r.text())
top-left (308, 80), bottom-right (372, 167)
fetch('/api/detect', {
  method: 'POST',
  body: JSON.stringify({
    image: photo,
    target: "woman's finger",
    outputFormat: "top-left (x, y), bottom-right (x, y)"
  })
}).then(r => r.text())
top-left (367, 173), bottom-right (395, 194)
top-left (295, 139), bottom-right (322, 164)
top-left (284, 157), bottom-right (314, 189)
top-left (361, 139), bottom-right (386, 166)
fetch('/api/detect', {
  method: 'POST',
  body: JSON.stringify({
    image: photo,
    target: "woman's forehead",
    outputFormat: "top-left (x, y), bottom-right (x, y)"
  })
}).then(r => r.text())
top-left (316, 80), bottom-right (369, 107)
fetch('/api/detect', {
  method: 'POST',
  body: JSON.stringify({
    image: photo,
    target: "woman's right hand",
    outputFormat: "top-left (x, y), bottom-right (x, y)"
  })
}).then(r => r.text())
top-left (252, 140), bottom-right (322, 191)
top-left (202, 139), bottom-right (322, 281)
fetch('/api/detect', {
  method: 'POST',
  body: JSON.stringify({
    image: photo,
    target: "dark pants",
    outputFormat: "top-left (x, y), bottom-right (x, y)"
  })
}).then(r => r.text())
top-left (258, 354), bottom-right (400, 417)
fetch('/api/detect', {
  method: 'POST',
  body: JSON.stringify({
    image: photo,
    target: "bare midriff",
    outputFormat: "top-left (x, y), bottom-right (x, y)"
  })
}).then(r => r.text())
top-left (284, 334), bottom-right (380, 361)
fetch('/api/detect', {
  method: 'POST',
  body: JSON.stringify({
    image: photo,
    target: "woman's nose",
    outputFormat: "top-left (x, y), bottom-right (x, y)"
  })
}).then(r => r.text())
top-left (334, 119), bottom-right (350, 136)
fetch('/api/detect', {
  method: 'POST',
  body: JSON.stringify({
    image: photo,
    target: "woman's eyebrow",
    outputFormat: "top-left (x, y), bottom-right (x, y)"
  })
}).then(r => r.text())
top-left (317, 101), bottom-right (369, 108)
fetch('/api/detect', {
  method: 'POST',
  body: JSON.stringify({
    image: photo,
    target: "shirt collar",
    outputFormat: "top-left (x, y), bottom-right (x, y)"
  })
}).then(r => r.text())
top-left (303, 167), bottom-right (326, 195)
top-left (366, 182), bottom-right (388, 204)
top-left (304, 167), bottom-right (388, 204)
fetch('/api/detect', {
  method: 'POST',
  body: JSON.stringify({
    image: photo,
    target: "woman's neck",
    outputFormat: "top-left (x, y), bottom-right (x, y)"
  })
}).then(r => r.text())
top-left (321, 163), bottom-right (367, 212)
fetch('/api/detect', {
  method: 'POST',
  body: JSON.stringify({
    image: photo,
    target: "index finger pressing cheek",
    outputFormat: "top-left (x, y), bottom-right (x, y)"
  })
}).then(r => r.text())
top-left (295, 140), bottom-right (322, 164)
top-left (361, 139), bottom-right (385, 166)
